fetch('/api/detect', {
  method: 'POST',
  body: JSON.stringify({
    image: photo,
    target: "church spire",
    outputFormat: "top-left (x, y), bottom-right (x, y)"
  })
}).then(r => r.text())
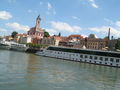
top-left (36, 15), bottom-right (41, 28)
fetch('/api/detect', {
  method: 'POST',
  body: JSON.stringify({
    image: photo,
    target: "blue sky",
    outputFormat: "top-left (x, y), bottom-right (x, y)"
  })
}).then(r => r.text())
top-left (1, 0), bottom-right (120, 38)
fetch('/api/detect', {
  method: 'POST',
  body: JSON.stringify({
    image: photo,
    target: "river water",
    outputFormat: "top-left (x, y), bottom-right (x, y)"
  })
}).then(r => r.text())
top-left (0, 50), bottom-right (120, 90)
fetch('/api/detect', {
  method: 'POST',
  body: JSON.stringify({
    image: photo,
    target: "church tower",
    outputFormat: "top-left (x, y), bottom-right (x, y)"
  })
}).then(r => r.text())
top-left (27, 15), bottom-right (44, 41)
top-left (36, 15), bottom-right (41, 29)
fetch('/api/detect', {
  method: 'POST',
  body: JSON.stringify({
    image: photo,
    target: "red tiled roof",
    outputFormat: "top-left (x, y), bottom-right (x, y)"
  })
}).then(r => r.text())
top-left (16, 34), bottom-right (27, 37)
top-left (68, 34), bottom-right (84, 38)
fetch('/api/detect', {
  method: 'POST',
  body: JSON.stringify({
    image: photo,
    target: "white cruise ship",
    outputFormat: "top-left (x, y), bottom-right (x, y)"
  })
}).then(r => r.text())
top-left (0, 40), bottom-right (11, 50)
top-left (36, 46), bottom-right (120, 67)
top-left (10, 42), bottom-right (28, 52)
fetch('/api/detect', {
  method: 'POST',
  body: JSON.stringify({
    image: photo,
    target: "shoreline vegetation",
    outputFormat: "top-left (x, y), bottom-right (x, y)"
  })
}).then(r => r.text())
top-left (25, 43), bottom-right (48, 53)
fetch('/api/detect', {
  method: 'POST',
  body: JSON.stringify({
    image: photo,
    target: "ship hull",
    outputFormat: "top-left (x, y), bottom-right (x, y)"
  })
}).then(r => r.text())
top-left (36, 46), bottom-right (120, 68)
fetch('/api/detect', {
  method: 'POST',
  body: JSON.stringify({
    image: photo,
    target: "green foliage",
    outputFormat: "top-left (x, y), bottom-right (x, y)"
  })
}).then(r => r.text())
top-left (26, 43), bottom-right (48, 48)
top-left (88, 34), bottom-right (96, 38)
top-left (104, 36), bottom-right (109, 40)
top-left (58, 32), bottom-right (61, 36)
top-left (44, 31), bottom-right (50, 37)
top-left (115, 38), bottom-right (120, 50)
top-left (11, 31), bottom-right (18, 38)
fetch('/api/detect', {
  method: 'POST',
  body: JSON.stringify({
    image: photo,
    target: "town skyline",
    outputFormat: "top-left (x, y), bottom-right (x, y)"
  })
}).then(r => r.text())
top-left (1, 0), bottom-right (120, 38)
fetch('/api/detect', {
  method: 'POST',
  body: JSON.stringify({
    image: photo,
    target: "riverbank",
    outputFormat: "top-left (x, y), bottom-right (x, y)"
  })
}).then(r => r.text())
top-left (26, 48), bottom-right (40, 53)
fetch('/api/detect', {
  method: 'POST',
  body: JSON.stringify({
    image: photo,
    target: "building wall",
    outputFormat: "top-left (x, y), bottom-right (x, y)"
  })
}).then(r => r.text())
top-left (108, 39), bottom-right (117, 51)
top-left (38, 37), bottom-right (55, 45)
top-left (79, 38), bottom-right (107, 50)
top-left (19, 36), bottom-right (32, 43)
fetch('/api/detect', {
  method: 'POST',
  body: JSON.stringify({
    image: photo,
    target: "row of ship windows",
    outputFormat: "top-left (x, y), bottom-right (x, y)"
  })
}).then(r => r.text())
top-left (82, 60), bottom-right (119, 66)
top-left (52, 51), bottom-right (119, 63)
top-left (81, 55), bottom-right (119, 63)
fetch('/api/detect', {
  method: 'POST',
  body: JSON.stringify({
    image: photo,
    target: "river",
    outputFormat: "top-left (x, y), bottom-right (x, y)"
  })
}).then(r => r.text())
top-left (0, 50), bottom-right (120, 90)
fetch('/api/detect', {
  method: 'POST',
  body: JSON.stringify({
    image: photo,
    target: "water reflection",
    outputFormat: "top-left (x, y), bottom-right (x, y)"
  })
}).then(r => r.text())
top-left (0, 50), bottom-right (120, 90)
top-left (25, 54), bottom-right (40, 89)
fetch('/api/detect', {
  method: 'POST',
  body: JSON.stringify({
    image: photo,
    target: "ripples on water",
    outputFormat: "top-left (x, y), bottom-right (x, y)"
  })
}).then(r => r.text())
top-left (0, 50), bottom-right (120, 90)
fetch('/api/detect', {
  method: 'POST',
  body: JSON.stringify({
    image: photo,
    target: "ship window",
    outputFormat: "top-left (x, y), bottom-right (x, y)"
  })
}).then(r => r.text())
top-left (90, 56), bottom-right (92, 59)
top-left (94, 56), bottom-right (97, 60)
top-left (47, 46), bottom-right (120, 58)
top-left (85, 55), bottom-right (88, 58)
top-left (116, 64), bottom-right (119, 66)
top-left (50, 51), bottom-right (53, 53)
top-left (110, 58), bottom-right (114, 62)
top-left (80, 55), bottom-right (83, 58)
top-left (100, 57), bottom-right (103, 60)
top-left (116, 59), bottom-right (119, 62)
top-left (105, 58), bottom-right (108, 61)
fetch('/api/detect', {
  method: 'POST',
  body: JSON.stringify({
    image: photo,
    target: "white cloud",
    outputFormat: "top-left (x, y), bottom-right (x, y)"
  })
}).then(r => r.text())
top-left (91, 3), bottom-right (98, 8)
top-left (116, 21), bottom-right (120, 27)
top-left (48, 2), bottom-right (52, 10)
top-left (0, 11), bottom-right (12, 20)
top-left (47, 2), bottom-right (56, 15)
top-left (88, 0), bottom-right (98, 8)
top-left (81, 34), bottom-right (88, 38)
top-left (46, 28), bottom-right (57, 35)
top-left (72, 16), bottom-right (80, 20)
top-left (89, 26), bottom-right (120, 37)
top-left (51, 21), bottom-right (82, 33)
top-left (6, 22), bottom-right (30, 31)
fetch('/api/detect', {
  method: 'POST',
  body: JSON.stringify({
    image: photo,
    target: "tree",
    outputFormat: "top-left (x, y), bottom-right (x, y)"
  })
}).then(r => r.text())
top-left (104, 36), bottom-right (109, 40)
top-left (58, 32), bottom-right (61, 37)
top-left (11, 31), bottom-right (18, 38)
top-left (44, 31), bottom-right (50, 37)
top-left (115, 38), bottom-right (120, 50)
top-left (88, 34), bottom-right (96, 38)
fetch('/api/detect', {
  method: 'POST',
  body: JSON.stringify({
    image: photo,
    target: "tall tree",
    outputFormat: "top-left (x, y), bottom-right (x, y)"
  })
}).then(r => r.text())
top-left (44, 31), bottom-right (50, 37)
top-left (88, 34), bottom-right (96, 38)
top-left (58, 32), bottom-right (61, 37)
top-left (104, 36), bottom-right (109, 40)
top-left (11, 31), bottom-right (18, 38)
